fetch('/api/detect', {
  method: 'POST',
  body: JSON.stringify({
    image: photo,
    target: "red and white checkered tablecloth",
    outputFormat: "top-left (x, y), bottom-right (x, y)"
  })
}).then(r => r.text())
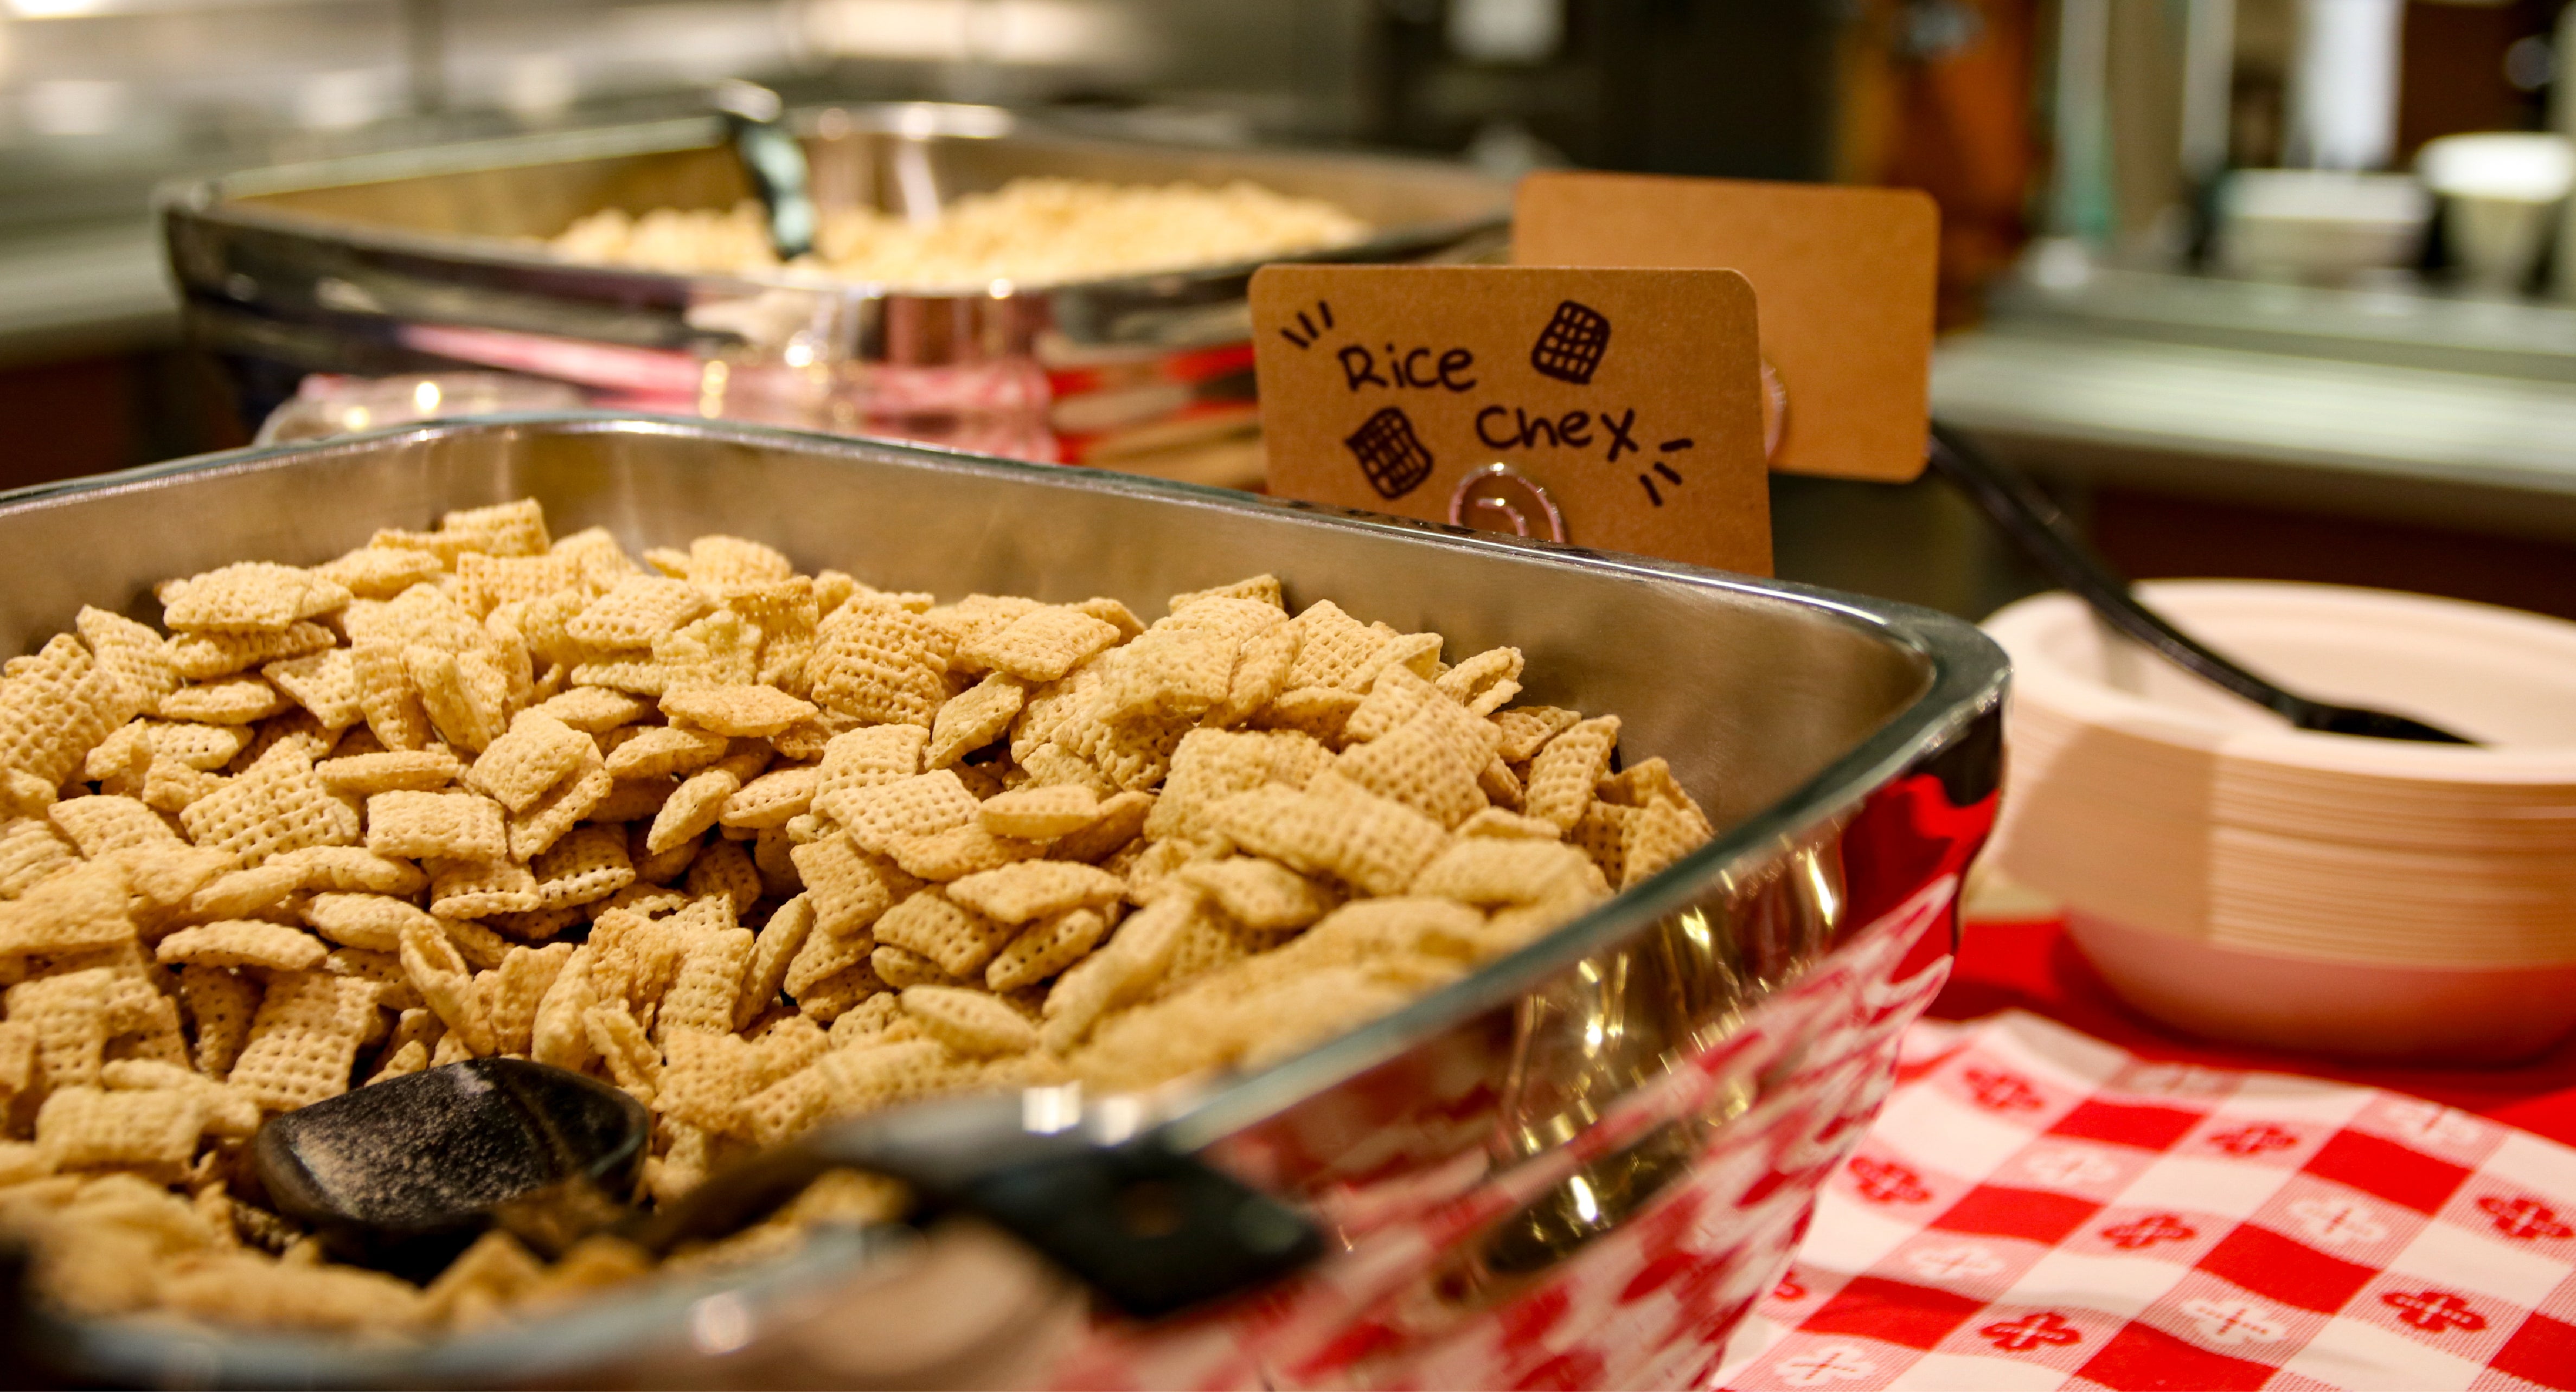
top-left (1713, 1010), bottom-right (2576, 1391)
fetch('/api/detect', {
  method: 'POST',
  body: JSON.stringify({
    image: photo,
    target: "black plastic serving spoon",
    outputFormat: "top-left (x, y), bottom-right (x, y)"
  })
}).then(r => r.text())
top-left (251, 1059), bottom-right (1319, 1319)
top-left (711, 79), bottom-right (817, 262)
top-left (1926, 421), bottom-right (2476, 745)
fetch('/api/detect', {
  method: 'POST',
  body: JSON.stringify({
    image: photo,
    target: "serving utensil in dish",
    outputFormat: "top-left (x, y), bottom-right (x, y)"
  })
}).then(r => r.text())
top-left (0, 414), bottom-right (2003, 1388)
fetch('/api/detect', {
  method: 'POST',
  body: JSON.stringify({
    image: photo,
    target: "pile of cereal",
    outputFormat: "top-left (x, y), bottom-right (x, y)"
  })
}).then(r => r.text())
top-left (548, 177), bottom-right (1369, 287)
top-left (0, 498), bottom-right (1713, 1334)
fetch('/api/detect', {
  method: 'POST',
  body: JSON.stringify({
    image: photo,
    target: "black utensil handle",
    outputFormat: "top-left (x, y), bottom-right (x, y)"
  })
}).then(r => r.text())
top-left (1924, 421), bottom-right (2309, 722)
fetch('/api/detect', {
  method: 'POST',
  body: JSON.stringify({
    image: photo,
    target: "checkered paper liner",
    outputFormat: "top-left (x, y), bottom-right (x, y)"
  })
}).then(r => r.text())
top-left (1714, 1011), bottom-right (2576, 1392)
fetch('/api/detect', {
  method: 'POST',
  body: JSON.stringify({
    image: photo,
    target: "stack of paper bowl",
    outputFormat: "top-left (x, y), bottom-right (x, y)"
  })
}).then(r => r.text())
top-left (1984, 581), bottom-right (2576, 1064)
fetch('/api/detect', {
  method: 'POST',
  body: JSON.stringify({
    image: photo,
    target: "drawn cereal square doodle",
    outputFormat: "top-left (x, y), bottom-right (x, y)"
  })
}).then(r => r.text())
top-left (1529, 298), bottom-right (1611, 384)
top-left (1342, 406), bottom-right (1434, 501)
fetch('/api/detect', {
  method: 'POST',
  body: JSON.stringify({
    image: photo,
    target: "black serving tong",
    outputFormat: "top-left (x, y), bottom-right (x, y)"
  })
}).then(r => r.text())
top-left (1925, 421), bottom-right (2476, 745)
top-left (249, 1059), bottom-right (1319, 1319)
top-left (711, 79), bottom-right (817, 263)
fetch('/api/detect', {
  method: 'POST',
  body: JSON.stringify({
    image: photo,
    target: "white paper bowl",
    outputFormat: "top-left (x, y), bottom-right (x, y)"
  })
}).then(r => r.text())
top-left (1985, 582), bottom-right (2576, 1061)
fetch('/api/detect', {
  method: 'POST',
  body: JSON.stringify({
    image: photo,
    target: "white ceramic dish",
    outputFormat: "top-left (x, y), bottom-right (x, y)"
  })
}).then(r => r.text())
top-left (2066, 912), bottom-right (2576, 1064)
top-left (1986, 581), bottom-right (2576, 1061)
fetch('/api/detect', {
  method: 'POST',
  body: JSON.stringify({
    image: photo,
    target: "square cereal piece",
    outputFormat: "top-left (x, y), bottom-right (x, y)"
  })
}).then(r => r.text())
top-left (651, 608), bottom-right (760, 690)
top-left (427, 858), bottom-right (542, 920)
top-left (504, 748), bottom-right (612, 866)
top-left (1435, 647), bottom-right (1524, 716)
top-left (900, 986), bottom-right (1035, 1057)
top-left (1410, 838), bottom-right (1602, 907)
top-left (947, 861), bottom-right (1124, 927)
top-left (532, 824), bottom-right (636, 909)
top-left (464, 714), bottom-right (593, 812)
top-left (737, 895), bottom-right (813, 1030)
top-left (784, 914), bottom-right (875, 997)
top-left (873, 889), bottom-right (1016, 978)
top-left (78, 607), bottom-right (183, 712)
top-left (1491, 706), bottom-right (1581, 764)
top-left (47, 795), bottom-right (182, 858)
top-left (656, 1027), bottom-right (758, 1134)
top-left (313, 545), bottom-right (446, 601)
top-left (1050, 790), bottom-right (1154, 865)
top-left (0, 635), bottom-right (121, 788)
top-left (140, 720), bottom-right (253, 773)
top-left (720, 766), bottom-right (817, 831)
top-left (1146, 728), bottom-right (1332, 843)
top-left (1332, 713), bottom-right (1488, 829)
top-left (985, 907), bottom-right (1109, 991)
top-left (1168, 574), bottom-right (1283, 613)
top-left (161, 676), bottom-right (293, 726)
top-left (820, 769), bottom-right (982, 856)
top-left (35, 1087), bottom-right (205, 1172)
top-left (806, 598), bottom-right (950, 727)
top-left (156, 920), bottom-right (329, 973)
top-left (366, 791), bottom-right (507, 862)
top-left (349, 642), bottom-right (435, 752)
top-left (959, 607), bottom-right (1120, 684)
top-left (1206, 775), bottom-right (1447, 898)
top-left (926, 675), bottom-right (1026, 769)
top-left (1175, 857), bottom-right (1338, 932)
top-left (661, 684), bottom-right (816, 739)
top-left (227, 971), bottom-right (379, 1112)
top-left (4, 968), bottom-right (112, 1090)
top-left (0, 817), bottom-right (76, 898)
top-left (1566, 800), bottom-right (1635, 887)
top-left (670, 535), bottom-right (794, 585)
top-left (1281, 601), bottom-right (1393, 692)
top-left (531, 687), bottom-right (651, 734)
top-left (1248, 687), bottom-right (1361, 745)
top-left (1618, 799), bottom-right (1710, 889)
top-left (645, 766), bottom-right (741, 855)
top-left (405, 645), bottom-right (510, 753)
top-left (787, 833), bottom-right (899, 938)
top-left (455, 553), bottom-right (584, 615)
top-left (261, 649), bottom-right (365, 732)
top-left (176, 965), bottom-right (259, 1077)
top-left (185, 861), bottom-right (304, 919)
top-left (1456, 807), bottom-right (1561, 841)
top-left (1096, 627), bottom-right (1234, 724)
top-left (926, 595), bottom-right (1039, 661)
top-left (1073, 597), bottom-right (1145, 642)
top-left (815, 724), bottom-right (928, 806)
top-left (585, 774), bottom-right (673, 826)
top-left (567, 577), bottom-right (712, 649)
top-left (168, 623), bottom-right (334, 682)
top-left (888, 824), bottom-right (1041, 882)
top-left (438, 498), bottom-right (551, 557)
top-left (604, 726), bottom-right (729, 780)
top-left (302, 893), bottom-right (439, 953)
top-left (162, 562), bottom-right (350, 634)
top-left (658, 927), bottom-right (757, 1040)
top-left (81, 721), bottom-right (151, 786)
top-left (317, 748), bottom-right (462, 797)
top-left (977, 785), bottom-right (1099, 842)
top-left (1523, 715), bottom-right (1620, 832)
top-left (0, 862), bottom-right (135, 958)
top-left (270, 844), bottom-right (430, 896)
top-left (177, 745), bottom-right (360, 869)
top-left (866, 944), bottom-right (956, 992)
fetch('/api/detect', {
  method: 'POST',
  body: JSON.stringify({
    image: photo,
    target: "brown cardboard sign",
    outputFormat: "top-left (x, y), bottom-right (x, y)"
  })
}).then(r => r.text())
top-left (1514, 171), bottom-right (1938, 483)
top-left (1251, 264), bottom-right (1771, 576)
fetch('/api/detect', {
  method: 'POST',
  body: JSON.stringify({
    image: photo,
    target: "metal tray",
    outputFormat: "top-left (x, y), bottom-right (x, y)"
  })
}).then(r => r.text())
top-left (159, 105), bottom-right (1513, 461)
top-left (0, 415), bottom-right (2005, 1389)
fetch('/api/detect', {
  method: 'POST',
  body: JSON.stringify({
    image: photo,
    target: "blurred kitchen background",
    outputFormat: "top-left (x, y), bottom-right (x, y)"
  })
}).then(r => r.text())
top-left (6, 0), bottom-right (2576, 621)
